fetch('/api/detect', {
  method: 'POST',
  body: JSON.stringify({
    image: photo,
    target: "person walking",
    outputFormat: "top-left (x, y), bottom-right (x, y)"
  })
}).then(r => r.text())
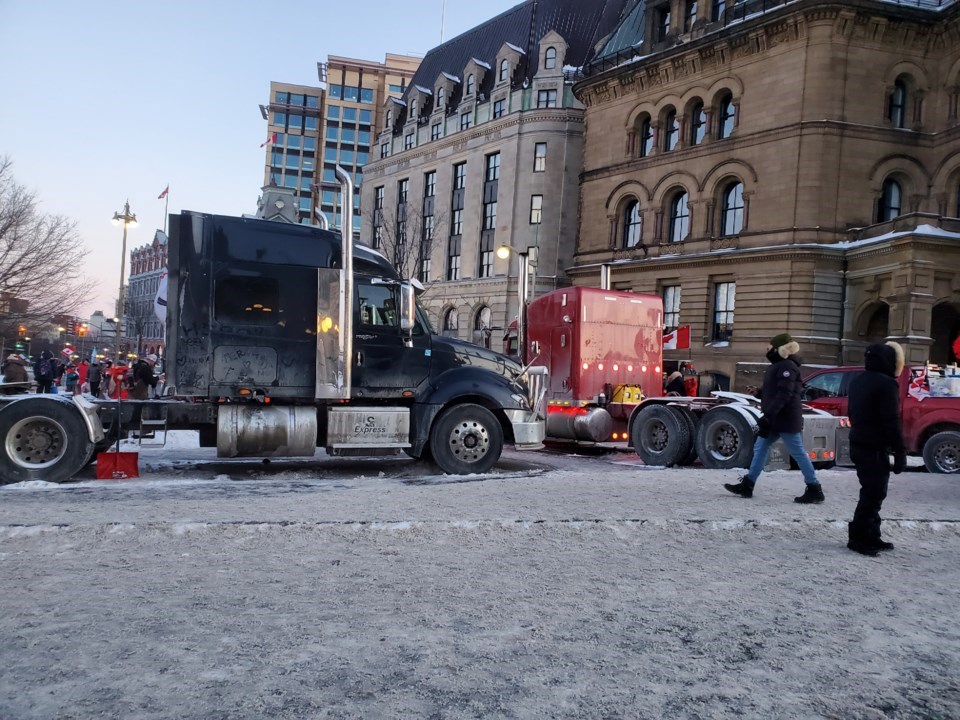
top-left (88, 360), bottom-right (103, 397)
top-left (724, 333), bottom-right (825, 503)
top-left (846, 342), bottom-right (907, 556)
top-left (34, 350), bottom-right (56, 394)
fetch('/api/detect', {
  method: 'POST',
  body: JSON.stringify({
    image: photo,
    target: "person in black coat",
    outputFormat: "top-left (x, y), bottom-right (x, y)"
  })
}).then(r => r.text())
top-left (846, 341), bottom-right (906, 556)
top-left (724, 333), bottom-right (825, 503)
top-left (664, 371), bottom-right (686, 396)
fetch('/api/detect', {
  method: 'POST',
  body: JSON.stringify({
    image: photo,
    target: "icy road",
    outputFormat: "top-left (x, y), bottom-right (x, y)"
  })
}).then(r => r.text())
top-left (1, 432), bottom-right (959, 719)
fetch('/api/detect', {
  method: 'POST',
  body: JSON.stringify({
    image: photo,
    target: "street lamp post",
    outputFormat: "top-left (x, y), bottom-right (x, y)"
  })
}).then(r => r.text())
top-left (112, 201), bottom-right (137, 363)
top-left (496, 244), bottom-right (538, 364)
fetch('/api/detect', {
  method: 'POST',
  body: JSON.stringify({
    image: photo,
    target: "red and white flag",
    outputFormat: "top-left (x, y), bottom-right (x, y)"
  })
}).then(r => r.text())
top-left (60, 346), bottom-right (74, 358)
top-left (908, 368), bottom-right (929, 402)
top-left (158, 185), bottom-right (169, 200)
top-left (663, 325), bottom-right (691, 351)
top-left (260, 132), bottom-right (278, 148)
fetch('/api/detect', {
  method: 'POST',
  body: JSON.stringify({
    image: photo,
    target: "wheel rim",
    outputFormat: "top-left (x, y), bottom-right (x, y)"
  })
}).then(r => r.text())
top-left (704, 421), bottom-right (739, 461)
top-left (447, 419), bottom-right (491, 464)
top-left (643, 420), bottom-right (669, 453)
top-left (934, 439), bottom-right (960, 472)
top-left (6, 415), bottom-right (69, 470)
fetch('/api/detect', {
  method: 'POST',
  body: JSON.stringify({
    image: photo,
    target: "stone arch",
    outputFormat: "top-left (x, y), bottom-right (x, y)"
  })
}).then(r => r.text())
top-left (867, 154), bottom-right (930, 193)
top-left (625, 101), bottom-right (659, 130)
top-left (652, 171), bottom-right (699, 204)
top-left (652, 93), bottom-right (684, 116)
top-left (932, 150), bottom-right (960, 215)
top-left (441, 305), bottom-right (460, 337)
top-left (680, 86), bottom-right (711, 108)
top-left (605, 179), bottom-right (653, 211)
top-left (472, 304), bottom-right (493, 348)
top-left (700, 159), bottom-right (759, 192)
top-left (883, 60), bottom-right (931, 92)
top-left (931, 301), bottom-right (960, 364)
top-left (707, 76), bottom-right (744, 100)
top-left (855, 301), bottom-right (890, 343)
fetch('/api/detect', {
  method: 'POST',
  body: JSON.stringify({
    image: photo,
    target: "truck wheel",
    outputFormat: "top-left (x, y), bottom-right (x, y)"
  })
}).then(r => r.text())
top-left (429, 403), bottom-right (503, 475)
top-left (631, 405), bottom-right (692, 467)
top-left (922, 431), bottom-right (960, 474)
top-left (672, 406), bottom-right (700, 466)
top-left (695, 407), bottom-right (755, 469)
top-left (0, 399), bottom-right (93, 484)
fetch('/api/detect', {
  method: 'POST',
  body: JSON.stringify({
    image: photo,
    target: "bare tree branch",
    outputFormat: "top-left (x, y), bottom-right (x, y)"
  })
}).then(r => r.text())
top-left (365, 202), bottom-right (446, 283)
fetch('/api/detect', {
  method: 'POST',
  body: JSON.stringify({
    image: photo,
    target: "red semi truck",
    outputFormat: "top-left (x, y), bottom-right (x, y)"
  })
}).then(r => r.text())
top-left (803, 363), bottom-right (960, 473)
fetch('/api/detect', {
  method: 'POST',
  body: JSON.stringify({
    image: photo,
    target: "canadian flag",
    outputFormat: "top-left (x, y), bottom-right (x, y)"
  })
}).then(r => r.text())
top-left (157, 185), bottom-right (169, 200)
top-left (663, 325), bottom-right (691, 351)
top-left (908, 367), bottom-right (929, 402)
top-left (260, 132), bottom-right (278, 148)
top-left (60, 346), bottom-right (74, 358)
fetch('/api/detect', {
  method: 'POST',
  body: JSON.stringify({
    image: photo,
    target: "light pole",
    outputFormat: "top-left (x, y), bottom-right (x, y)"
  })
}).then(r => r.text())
top-left (496, 244), bottom-right (538, 364)
top-left (112, 201), bottom-right (137, 362)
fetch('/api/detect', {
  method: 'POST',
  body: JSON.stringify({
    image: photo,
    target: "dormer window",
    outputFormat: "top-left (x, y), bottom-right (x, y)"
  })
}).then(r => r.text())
top-left (437, 87), bottom-right (445, 110)
top-left (385, 110), bottom-right (392, 128)
top-left (499, 60), bottom-right (509, 82)
top-left (466, 74), bottom-right (475, 95)
top-left (410, 98), bottom-right (417, 118)
top-left (544, 47), bottom-right (557, 70)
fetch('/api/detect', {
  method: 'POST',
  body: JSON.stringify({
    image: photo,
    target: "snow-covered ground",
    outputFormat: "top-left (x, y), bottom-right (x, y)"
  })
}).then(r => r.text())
top-left (1, 433), bottom-right (959, 719)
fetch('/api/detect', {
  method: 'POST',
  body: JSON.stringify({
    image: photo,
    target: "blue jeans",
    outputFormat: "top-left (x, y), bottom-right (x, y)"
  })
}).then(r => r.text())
top-left (745, 431), bottom-right (818, 486)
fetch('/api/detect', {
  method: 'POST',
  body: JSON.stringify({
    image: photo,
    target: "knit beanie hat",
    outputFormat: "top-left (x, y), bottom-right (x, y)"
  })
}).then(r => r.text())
top-left (769, 333), bottom-right (793, 349)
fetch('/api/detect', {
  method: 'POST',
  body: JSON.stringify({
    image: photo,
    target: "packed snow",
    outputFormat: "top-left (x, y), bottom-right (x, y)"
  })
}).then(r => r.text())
top-left (1, 432), bottom-right (958, 718)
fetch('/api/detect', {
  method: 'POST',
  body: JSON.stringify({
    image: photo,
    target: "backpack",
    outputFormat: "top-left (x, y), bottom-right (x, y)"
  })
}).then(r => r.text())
top-left (38, 357), bottom-right (53, 379)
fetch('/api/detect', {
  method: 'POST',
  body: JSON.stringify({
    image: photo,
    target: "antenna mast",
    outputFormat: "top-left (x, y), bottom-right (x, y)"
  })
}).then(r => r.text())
top-left (440, 0), bottom-right (446, 42)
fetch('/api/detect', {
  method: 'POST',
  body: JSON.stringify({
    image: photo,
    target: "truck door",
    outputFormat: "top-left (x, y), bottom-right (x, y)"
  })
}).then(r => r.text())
top-left (353, 278), bottom-right (431, 394)
top-left (801, 370), bottom-right (850, 416)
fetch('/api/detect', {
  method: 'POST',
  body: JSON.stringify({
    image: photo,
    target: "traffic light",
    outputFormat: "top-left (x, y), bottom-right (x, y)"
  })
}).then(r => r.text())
top-left (66, 320), bottom-right (77, 335)
top-left (78, 323), bottom-right (88, 337)
top-left (18, 325), bottom-right (26, 337)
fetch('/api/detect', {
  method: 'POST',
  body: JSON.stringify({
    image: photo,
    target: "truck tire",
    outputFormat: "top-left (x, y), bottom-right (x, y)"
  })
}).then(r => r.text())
top-left (0, 399), bottom-right (93, 484)
top-left (631, 405), bottom-right (693, 467)
top-left (922, 431), bottom-right (960, 474)
top-left (672, 406), bottom-right (700, 466)
top-left (429, 403), bottom-right (503, 475)
top-left (695, 406), bottom-right (755, 469)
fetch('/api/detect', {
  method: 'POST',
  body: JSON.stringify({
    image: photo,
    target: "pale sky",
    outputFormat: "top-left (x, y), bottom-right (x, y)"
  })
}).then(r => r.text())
top-left (0, 0), bottom-right (521, 317)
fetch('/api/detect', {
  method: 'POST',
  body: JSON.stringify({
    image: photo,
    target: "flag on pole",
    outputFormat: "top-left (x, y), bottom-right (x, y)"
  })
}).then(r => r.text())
top-left (260, 132), bottom-right (278, 148)
top-left (154, 271), bottom-right (168, 326)
top-left (158, 185), bottom-right (169, 200)
top-left (662, 325), bottom-right (691, 351)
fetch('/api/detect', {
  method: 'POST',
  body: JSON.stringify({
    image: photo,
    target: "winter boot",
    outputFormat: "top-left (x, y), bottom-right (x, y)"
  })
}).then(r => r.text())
top-left (794, 483), bottom-right (825, 504)
top-left (724, 477), bottom-right (754, 498)
top-left (873, 539), bottom-right (895, 551)
top-left (847, 522), bottom-right (879, 556)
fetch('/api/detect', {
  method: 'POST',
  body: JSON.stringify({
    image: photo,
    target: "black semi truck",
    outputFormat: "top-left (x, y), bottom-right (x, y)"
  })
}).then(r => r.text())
top-left (0, 171), bottom-right (547, 483)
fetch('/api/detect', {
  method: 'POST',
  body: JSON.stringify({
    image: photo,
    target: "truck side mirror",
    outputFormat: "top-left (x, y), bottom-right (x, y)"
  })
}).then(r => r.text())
top-left (399, 282), bottom-right (416, 332)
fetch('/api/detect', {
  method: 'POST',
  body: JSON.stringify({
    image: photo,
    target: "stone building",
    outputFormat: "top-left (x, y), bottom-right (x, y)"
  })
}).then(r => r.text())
top-left (361, 0), bottom-right (633, 346)
top-left (573, 0), bottom-right (960, 388)
top-left (127, 230), bottom-right (168, 357)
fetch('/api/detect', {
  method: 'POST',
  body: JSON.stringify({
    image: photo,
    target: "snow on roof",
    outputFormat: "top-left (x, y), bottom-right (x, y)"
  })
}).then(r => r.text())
top-left (471, 58), bottom-right (491, 69)
top-left (414, 85), bottom-right (433, 95)
top-left (388, 97), bottom-right (406, 106)
top-left (841, 223), bottom-right (960, 249)
top-left (442, 72), bottom-right (461, 83)
top-left (505, 42), bottom-right (526, 55)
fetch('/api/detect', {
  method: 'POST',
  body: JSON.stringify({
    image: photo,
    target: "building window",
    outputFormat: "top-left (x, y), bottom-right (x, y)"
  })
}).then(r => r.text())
top-left (712, 0), bottom-right (726, 20)
top-left (718, 94), bottom-right (736, 139)
top-left (473, 306), bottom-right (493, 348)
top-left (664, 110), bottom-right (679, 151)
top-left (493, 99), bottom-right (505, 118)
top-left (530, 195), bottom-right (543, 224)
top-left (888, 79), bottom-right (907, 129)
top-left (877, 178), bottom-right (902, 222)
top-left (657, 6), bottom-right (671, 41)
top-left (404, 133), bottom-right (414, 150)
top-left (499, 59), bottom-right (510, 82)
top-left (466, 74), bottom-right (475, 95)
top-left (721, 182), bottom-right (744, 236)
top-left (544, 47), bottom-right (557, 70)
top-left (460, 112), bottom-right (472, 130)
top-left (690, 103), bottom-right (706, 145)
top-left (431, 123), bottom-right (442, 141)
top-left (373, 186), bottom-right (384, 249)
top-left (410, 98), bottom-right (418, 118)
top-left (537, 89), bottom-right (558, 108)
top-left (443, 308), bottom-right (459, 336)
top-left (454, 162), bottom-right (467, 190)
top-left (623, 200), bottom-right (642, 247)
top-left (437, 87), bottom-right (445, 111)
top-left (713, 282), bottom-right (735, 342)
top-left (663, 286), bottom-right (681, 331)
top-left (482, 201), bottom-right (497, 231)
top-left (447, 238), bottom-right (461, 281)
top-left (397, 178), bottom-right (408, 205)
top-left (485, 152), bottom-right (500, 182)
top-left (419, 218), bottom-right (433, 283)
top-left (639, 117), bottom-right (654, 157)
top-left (684, 0), bottom-right (698, 31)
top-left (534, 142), bottom-right (547, 171)
top-left (668, 191), bottom-right (690, 242)
top-left (385, 109), bottom-right (392, 129)
top-left (424, 171), bottom-right (436, 198)
top-left (451, 208), bottom-right (463, 235)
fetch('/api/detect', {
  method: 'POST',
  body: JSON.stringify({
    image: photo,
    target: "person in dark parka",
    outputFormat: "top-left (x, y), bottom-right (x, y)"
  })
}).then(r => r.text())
top-left (846, 341), bottom-right (907, 556)
top-left (665, 370), bottom-right (686, 396)
top-left (724, 333), bottom-right (825, 503)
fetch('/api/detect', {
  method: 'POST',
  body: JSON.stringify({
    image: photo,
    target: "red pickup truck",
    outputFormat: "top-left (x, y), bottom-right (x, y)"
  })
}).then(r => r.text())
top-left (802, 365), bottom-right (960, 474)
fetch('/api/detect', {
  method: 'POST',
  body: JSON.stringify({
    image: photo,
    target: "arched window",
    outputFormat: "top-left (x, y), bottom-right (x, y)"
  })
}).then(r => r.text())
top-left (466, 74), bottom-right (475, 95)
top-left (499, 59), bottom-right (510, 82)
top-left (668, 191), bottom-right (690, 243)
top-left (623, 200), bottom-right (642, 247)
top-left (888, 79), bottom-right (907, 128)
top-left (718, 94), bottom-right (735, 139)
top-left (385, 110), bottom-right (392, 128)
top-left (721, 181), bottom-right (744, 236)
top-left (690, 102), bottom-right (706, 145)
top-left (410, 98), bottom-right (418, 117)
top-left (544, 47), bottom-right (557, 70)
top-left (877, 178), bottom-right (902, 222)
top-left (664, 110), bottom-right (679, 151)
top-left (443, 308), bottom-right (459, 336)
top-left (638, 116), bottom-right (654, 157)
top-left (473, 306), bottom-right (492, 348)
top-left (437, 87), bottom-right (445, 110)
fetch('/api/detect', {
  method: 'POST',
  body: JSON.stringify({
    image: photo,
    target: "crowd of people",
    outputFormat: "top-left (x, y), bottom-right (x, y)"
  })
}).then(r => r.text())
top-left (0, 351), bottom-right (161, 399)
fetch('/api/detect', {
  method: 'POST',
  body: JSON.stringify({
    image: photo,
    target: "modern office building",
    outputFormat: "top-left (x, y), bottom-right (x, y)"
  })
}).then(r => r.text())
top-left (572, 0), bottom-right (960, 387)
top-left (361, 0), bottom-right (633, 346)
top-left (260, 54), bottom-right (420, 235)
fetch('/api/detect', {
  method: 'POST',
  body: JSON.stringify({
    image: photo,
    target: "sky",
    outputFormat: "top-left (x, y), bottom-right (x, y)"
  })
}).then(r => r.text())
top-left (0, 0), bottom-right (521, 317)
